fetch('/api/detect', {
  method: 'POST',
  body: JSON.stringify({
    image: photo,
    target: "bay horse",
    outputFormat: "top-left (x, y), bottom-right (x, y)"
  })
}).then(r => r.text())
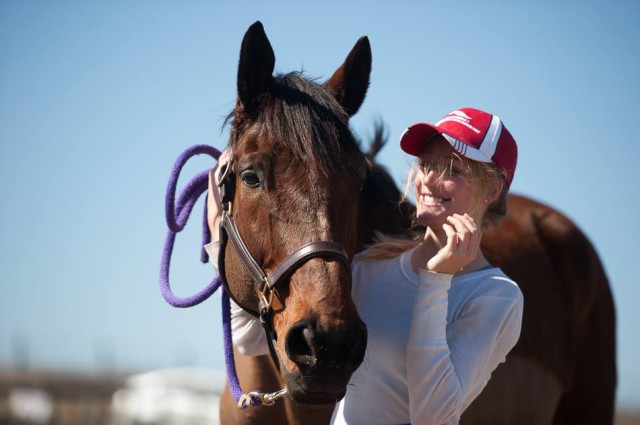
top-left (211, 22), bottom-right (616, 425)
top-left (212, 21), bottom-right (374, 423)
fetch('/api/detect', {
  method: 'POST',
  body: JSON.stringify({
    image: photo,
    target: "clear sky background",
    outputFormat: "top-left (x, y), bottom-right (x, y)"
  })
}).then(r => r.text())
top-left (1, 0), bottom-right (639, 410)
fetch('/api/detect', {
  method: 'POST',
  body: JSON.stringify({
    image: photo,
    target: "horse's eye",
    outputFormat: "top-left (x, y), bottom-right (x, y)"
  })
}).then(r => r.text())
top-left (240, 169), bottom-right (261, 188)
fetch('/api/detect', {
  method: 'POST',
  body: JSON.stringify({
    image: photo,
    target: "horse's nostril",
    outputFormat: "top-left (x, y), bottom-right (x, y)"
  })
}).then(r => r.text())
top-left (286, 321), bottom-right (318, 368)
top-left (285, 318), bottom-right (368, 373)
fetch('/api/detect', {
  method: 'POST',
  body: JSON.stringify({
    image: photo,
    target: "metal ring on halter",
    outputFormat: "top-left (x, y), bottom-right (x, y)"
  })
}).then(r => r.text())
top-left (260, 279), bottom-right (276, 314)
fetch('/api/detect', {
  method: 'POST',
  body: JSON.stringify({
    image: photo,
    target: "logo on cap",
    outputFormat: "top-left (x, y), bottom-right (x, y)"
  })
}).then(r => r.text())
top-left (436, 110), bottom-right (481, 134)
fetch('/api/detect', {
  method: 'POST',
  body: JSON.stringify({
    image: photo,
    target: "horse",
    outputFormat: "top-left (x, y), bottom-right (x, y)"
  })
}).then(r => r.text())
top-left (212, 21), bottom-right (383, 424)
top-left (211, 21), bottom-right (616, 425)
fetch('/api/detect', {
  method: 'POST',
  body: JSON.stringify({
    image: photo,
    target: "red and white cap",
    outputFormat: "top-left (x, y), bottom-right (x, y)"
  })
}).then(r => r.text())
top-left (399, 108), bottom-right (518, 187)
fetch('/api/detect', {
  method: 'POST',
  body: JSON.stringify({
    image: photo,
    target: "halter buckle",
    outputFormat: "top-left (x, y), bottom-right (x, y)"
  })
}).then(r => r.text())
top-left (259, 278), bottom-right (275, 316)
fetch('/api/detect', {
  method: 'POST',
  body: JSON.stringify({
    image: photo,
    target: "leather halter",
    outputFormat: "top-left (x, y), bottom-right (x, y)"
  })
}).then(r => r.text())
top-left (216, 160), bottom-right (351, 367)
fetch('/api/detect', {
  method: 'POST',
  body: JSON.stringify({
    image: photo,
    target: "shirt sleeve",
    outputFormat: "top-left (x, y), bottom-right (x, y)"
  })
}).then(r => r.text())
top-left (406, 270), bottom-right (523, 425)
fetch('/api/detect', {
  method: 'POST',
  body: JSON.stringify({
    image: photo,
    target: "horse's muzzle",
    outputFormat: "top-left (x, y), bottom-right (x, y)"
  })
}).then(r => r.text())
top-left (283, 317), bottom-right (367, 403)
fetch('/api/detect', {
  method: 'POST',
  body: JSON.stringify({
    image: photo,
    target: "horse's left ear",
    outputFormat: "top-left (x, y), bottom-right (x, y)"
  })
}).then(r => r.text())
top-left (326, 36), bottom-right (372, 117)
top-left (237, 21), bottom-right (275, 112)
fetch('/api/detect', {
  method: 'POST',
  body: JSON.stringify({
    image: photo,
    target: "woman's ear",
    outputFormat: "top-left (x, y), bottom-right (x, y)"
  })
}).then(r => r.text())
top-left (485, 178), bottom-right (505, 205)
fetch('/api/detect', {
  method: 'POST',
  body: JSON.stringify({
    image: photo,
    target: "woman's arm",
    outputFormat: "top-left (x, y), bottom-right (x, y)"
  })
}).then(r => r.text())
top-left (406, 270), bottom-right (523, 425)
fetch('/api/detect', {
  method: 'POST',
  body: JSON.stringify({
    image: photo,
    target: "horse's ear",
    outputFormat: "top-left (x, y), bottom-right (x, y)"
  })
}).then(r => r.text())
top-left (326, 36), bottom-right (372, 117)
top-left (237, 21), bottom-right (275, 111)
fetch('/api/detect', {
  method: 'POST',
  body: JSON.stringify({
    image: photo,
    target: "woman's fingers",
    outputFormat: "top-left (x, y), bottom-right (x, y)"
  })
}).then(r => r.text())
top-left (463, 214), bottom-right (482, 253)
top-left (447, 214), bottom-right (478, 233)
top-left (444, 214), bottom-right (483, 263)
top-left (446, 215), bottom-right (470, 250)
top-left (443, 223), bottom-right (457, 244)
top-left (427, 214), bottom-right (485, 274)
top-left (461, 213), bottom-right (479, 232)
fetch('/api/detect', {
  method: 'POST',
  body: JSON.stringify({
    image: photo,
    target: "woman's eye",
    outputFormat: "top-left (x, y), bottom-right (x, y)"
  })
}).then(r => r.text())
top-left (419, 161), bottom-right (433, 172)
top-left (450, 166), bottom-right (466, 176)
top-left (421, 161), bottom-right (444, 174)
top-left (240, 169), bottom-right (261, 188)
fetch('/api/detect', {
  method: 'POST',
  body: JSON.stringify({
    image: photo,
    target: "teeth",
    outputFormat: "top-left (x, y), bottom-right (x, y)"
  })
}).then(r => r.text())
top-left (422, 194), bottom-right (446, 204)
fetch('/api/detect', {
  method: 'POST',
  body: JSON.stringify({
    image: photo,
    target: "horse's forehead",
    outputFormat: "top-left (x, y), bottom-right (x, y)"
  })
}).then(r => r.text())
top-left (230, 79), bottom-right (365, 191)
top-left (235, 122), bottom-right (354, 173)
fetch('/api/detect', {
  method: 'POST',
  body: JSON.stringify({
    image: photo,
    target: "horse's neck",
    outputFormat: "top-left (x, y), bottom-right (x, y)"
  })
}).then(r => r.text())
top-left (357, 163), bottom-right (415, 251)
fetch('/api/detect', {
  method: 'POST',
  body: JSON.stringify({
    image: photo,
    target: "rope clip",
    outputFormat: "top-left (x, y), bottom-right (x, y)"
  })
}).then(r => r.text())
top-left (238, 388), bottom-right (288, 409)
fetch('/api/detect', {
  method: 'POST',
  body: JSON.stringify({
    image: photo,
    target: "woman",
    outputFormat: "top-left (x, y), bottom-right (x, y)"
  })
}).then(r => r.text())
top-left (207, 107), bottom-right (523, 425)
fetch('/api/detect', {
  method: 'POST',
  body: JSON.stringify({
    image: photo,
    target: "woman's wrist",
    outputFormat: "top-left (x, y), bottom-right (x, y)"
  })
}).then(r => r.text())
top-left (417, 268), bottom-right (453, 288)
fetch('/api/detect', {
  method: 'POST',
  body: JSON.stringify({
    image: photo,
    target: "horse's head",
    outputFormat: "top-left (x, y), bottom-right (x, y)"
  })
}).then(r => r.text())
top-left (218, 22), bottom-right (371, 404)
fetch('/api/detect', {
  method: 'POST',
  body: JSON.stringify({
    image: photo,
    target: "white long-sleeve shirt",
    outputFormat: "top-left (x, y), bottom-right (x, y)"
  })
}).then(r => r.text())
top-left (217, 243), bottom-right (523, 425)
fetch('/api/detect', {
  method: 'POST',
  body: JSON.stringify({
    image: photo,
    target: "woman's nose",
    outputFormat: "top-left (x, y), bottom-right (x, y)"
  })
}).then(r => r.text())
top-left (421, 169), bottom-right (438, 186)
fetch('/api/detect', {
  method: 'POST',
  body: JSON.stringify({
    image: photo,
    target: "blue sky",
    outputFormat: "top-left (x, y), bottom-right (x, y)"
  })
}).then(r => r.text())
top-left (1, 0), bottom-right (639, 409)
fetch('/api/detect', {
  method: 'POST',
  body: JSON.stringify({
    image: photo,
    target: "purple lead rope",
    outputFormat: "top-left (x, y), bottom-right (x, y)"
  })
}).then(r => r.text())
top-left (159, 144), bottom-right (259, 406)
top-left (160, 144), bottom-right (221, 307)
top-left (222, 283), bottom-right (260, 406)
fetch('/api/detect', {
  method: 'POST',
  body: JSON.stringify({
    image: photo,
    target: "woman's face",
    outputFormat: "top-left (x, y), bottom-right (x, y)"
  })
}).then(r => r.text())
top-left (414, 136), bottom-right (486, 229)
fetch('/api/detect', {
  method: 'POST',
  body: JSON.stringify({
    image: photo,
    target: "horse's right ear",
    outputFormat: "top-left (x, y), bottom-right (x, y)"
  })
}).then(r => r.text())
top-left (326, 36), bottom-right (372, 117)
top-left (237, 21), bottom-right (275, 111)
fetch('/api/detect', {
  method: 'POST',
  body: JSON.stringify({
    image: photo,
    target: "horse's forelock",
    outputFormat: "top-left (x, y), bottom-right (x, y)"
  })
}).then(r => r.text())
top-left (231, 72), bottom-right (362, 175)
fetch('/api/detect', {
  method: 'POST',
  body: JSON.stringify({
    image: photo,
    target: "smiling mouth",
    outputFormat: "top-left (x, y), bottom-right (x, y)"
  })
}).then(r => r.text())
top-left (421, 194), bottom-right (450, 206)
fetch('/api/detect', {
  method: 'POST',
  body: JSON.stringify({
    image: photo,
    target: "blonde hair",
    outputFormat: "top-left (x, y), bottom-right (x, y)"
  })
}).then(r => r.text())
top-left (361, 153), bottom-right (508, 260)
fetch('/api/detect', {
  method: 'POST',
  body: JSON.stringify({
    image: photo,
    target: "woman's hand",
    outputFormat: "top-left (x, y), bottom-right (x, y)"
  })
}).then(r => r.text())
top-left (426, 213), bottom-right (482, 274)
